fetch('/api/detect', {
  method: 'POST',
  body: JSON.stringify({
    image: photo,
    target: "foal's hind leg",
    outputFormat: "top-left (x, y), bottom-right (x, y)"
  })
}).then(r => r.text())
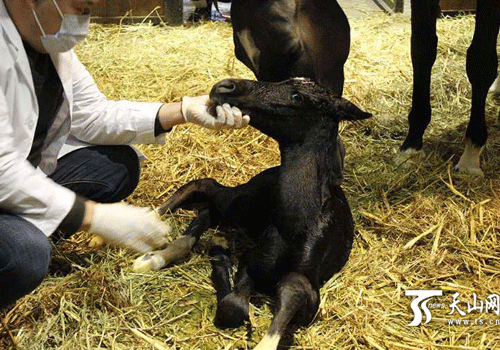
top-left (254, 273), bottom-right (319, 350)
top-left (134, 179), bottom-right (226, 272)
top-left (456, 0), bottom-right (500, 175)
top-left (133, 209), bottom-right (212, 272)
top-left (158, 178), bottom-right (224, 216)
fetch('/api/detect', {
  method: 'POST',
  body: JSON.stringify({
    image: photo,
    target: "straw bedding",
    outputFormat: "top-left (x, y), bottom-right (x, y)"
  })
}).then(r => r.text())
top-left (1, 11), bottom-right (500, 350)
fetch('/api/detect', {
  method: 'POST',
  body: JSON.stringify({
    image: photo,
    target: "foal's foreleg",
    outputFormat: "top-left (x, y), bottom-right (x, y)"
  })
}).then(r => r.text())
top-left (209, 245), bottom-right (233, 304)
top-left (212, 255), bottom-right (254, 329)
top-left (254, 272), bottom-right (319, 350)
top-left (134, 179), bottom-right (224, 272)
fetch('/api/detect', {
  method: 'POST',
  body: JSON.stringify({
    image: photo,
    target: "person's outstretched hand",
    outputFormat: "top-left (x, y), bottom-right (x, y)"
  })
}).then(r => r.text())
top-left (182, 95), bottom-right (250, 129)
top-left (88, 202), bottom-right (170, 254)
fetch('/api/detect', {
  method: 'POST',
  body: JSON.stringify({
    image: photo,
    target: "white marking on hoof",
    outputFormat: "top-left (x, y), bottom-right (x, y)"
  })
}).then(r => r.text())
top-left (254, 332), bottom-right (281, 350)
top-left (455, 140), bottom-right (484, 177)
top-left (489, 76), bottom-right (500, 99)
top-left (133, 252), bottom-right (166, 272)
top-left (132, 235), bottom-right (197, 273)
top-left (393, 148), bottom-right (424, 168)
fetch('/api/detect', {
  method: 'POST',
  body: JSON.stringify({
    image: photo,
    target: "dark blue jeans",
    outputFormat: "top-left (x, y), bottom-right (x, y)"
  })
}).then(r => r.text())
top-left (0, 145), bottom-right (140, 310)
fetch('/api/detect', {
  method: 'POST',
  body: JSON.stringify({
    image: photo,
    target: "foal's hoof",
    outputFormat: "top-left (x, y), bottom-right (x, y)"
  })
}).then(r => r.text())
top-left (133, 252), bottom-right (166, 272)
top-left (214, 293), bottom-right (249, 329)
top-left (254, 333), bottom-right (281, 350)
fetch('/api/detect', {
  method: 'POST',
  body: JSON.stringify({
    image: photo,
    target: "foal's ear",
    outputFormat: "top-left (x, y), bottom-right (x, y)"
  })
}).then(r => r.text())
top-left (333, 98), bottom-right (372, 121)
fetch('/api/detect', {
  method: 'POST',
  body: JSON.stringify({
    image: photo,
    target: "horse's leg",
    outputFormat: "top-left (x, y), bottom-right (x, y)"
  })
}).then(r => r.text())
top-left (253, 272), bottom-right (319, 350)
top-left (133, 208), bottom-right (212, 272)
top-left (398, 0), bottom-right (440, 158)
top-left (213, 254), bottom-right (254, 329)
top-left (254, 185), bottom-right (353, 350)
top-left (157, 178), bottom-right (224, 216)
top-left (456, 0), bottom-right (500, 176)
top-left (133, 178), bottom-right (226, 272)
top-left (212, 222), bottom-right (288, 329)
top-left (209, 245), bottom-right (233, 304)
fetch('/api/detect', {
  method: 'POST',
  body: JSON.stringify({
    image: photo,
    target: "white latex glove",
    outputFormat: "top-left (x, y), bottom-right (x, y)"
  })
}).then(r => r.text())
top-left (182, 95), bottom-right (250, 130)
top-left (88, 203), bottom-right (170, 254)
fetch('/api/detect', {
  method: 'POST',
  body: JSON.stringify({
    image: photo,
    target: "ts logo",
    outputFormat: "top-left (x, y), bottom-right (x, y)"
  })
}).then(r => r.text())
top-left (405, 290), bottom-right (443, 326)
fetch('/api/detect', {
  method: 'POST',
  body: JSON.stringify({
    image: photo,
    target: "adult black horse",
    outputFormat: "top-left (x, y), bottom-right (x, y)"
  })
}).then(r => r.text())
top-left (229, 0), bottom-right (350, 96)
top-left (189, 0), bottom-right (350, 98)
top-left (398, 0), bottom-right (500, 176)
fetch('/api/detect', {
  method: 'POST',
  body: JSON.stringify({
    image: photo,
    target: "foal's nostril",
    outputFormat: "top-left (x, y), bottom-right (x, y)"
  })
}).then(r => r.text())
top-left (216, 80), bottom-right (237, 94)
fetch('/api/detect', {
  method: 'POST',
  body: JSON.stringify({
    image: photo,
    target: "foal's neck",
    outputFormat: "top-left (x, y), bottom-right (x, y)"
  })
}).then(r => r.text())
top-left (277, 123), bottom-right (342, 231)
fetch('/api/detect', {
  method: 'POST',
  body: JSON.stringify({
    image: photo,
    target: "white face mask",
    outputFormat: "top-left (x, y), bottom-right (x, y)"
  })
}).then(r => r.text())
top-left (31, 0), bottom-right (90, 53)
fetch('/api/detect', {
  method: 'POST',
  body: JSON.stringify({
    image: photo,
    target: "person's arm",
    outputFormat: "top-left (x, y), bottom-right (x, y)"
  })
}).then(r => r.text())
top-left (69, 51), bottom-right (165, 145)
top-left (0, 88), bottom-right (168, 253)
top-left (80, 200), bottom-right (94, 231)
top-left (0, 89), bottom-right (76, 236)
top-left (70, 52), bottom-right (248, 143)
top-left (156, 97), bottom-right (250, 132)
top-left (156, 102), bottom-right (185, 132)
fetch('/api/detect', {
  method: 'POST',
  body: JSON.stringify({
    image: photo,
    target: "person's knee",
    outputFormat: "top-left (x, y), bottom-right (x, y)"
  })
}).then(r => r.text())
top-left (99, 145), bottom-right (141, 202)
top-left (17, 236), bottom-right (51, 287)
top-left (0, 231), bottom-right (51, 309)
top-left (52, 145), bottom-right (141, 203)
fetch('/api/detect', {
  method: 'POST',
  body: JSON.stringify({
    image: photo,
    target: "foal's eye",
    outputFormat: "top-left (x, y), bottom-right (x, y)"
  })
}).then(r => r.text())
top-left (291, 93), bottom-right (304, 104)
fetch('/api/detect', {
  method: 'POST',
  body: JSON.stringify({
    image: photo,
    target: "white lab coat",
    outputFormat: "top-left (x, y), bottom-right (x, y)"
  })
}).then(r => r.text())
top-left (0, 0), bottom-right (165, 236)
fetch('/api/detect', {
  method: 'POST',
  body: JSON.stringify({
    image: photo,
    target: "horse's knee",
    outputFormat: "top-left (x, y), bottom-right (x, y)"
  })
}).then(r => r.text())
top-left (158, 178), bottom-right (220, 215)
top-left (277, 273), bottom-right (319, 327)
top-left (466, 41), bottom-right (498, 91)
top-left (213, 292), bottom-right (250, 329)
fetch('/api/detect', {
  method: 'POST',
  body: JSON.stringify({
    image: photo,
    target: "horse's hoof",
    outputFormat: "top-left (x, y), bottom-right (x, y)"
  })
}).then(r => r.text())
top-left (133, 253), bottom-right (166, 272)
